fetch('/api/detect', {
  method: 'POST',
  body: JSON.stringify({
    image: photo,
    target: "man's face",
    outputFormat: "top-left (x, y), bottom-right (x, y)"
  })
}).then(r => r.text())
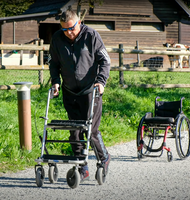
top-left (61, 19), bottom-right (81, 41)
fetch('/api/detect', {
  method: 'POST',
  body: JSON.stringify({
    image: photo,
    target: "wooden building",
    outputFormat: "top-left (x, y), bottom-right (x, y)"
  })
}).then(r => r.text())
top-left (0, 0), bottom-right (190, 67)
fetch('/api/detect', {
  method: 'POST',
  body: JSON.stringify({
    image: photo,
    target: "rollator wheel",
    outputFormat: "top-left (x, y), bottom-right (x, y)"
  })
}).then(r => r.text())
top-left (96, 167), bottom-right (106, 185)
top-left (36, 167), bottom-right (45, 187)
top-left (167, 151), bottom-right (173, 162)
top-left (175, 115), bottom-right (190, 159)
top-left (48, 164), bottom-right (59, 183)
top-left (66, 168), bottom-right (80, 189)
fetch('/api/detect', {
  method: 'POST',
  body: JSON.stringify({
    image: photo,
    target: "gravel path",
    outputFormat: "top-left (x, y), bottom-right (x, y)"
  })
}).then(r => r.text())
top-left (0, 139), bottom-right (190, 200)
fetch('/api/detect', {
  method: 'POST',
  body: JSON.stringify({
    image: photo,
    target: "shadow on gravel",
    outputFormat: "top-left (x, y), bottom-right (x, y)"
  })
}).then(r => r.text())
top-left (110, 155), bottom-right (138, 162)
top-left (108, 155), bottom-right (181, 163)
top-left (88, 154), bottom-right (138, 162)
top-left (0, 177), bottom-right (72, 189)
top-left (0, 176), bottom-right (97, 189)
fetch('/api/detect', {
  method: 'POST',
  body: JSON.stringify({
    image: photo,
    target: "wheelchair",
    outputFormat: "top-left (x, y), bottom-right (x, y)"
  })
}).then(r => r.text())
top-left (137, 96), bottom-right (190, 162)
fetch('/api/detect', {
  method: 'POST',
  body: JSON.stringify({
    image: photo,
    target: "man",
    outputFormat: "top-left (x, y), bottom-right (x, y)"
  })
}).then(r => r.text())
top-left (49, 8), bottom-right (111, 182)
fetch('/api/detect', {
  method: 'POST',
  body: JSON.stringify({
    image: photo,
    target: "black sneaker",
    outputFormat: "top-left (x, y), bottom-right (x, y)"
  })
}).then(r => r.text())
top-left (102, 154), bottom-right (111, 175)
top-left (79, 165), bottom-right (89, 182)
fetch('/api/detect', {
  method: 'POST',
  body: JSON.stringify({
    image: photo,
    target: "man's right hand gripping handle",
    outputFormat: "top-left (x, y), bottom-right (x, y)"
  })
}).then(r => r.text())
top-left (52, 84), bottom-right (60, 98)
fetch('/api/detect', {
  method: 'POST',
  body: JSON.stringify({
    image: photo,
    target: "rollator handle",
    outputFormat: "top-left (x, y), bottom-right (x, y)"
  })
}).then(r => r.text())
top-left (95, 86), bottom-right (100, 97)
top-left (50, 88), bottom-right (59, 99)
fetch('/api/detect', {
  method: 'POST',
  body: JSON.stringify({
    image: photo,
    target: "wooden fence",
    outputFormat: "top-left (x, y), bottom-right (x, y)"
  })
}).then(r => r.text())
top-left (1, 41), bottom-right (190, 89)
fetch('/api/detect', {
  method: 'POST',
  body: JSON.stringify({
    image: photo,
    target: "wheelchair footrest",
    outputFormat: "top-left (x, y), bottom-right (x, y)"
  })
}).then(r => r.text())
top-left (47, 120), bottom-right (88, 130)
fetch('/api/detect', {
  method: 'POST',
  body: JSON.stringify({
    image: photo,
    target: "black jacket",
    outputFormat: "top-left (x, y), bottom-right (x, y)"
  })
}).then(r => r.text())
top-left (49, 24), bottom-right (110, 95)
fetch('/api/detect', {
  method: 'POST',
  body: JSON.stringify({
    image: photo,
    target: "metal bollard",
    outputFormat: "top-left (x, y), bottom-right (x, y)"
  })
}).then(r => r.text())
top-left (14, 82), bottom-right (33, 151)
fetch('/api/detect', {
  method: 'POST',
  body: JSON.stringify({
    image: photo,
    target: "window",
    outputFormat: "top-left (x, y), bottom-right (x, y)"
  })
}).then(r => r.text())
top-left (84, 21), bottom-right (115, 31)
top-left (131, 22), bottom-right (164, 32)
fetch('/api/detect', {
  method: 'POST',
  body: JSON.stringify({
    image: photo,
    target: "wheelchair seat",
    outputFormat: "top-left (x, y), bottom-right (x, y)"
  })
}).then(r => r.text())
top-left (144, 116), bottom-right (175, 125)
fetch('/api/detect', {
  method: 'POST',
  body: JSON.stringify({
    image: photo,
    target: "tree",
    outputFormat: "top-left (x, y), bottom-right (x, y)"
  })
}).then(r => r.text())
top-left (77, 0), bottom-right (104, 20)
top-left (78, 0), bottom-right (103, 8)
top-left (182, 0), bottom-right (190, 8)
top-left (0, 0), bottom-right (35, 17)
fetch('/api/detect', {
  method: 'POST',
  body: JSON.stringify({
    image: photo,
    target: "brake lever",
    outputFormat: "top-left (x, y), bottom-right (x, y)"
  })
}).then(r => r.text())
top-left (95, 86), bottom-right (100, 97)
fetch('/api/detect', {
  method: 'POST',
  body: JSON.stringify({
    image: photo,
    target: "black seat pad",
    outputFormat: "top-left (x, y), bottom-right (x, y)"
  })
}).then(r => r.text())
top-left (144, 116), bottom-right (174, 124)
top-left (47, 120), bottom-right (88, 130)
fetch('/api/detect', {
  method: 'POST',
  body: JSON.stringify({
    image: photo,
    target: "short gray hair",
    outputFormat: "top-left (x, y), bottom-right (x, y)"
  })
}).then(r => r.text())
top-left (60, 8), bottom-right (79, 23)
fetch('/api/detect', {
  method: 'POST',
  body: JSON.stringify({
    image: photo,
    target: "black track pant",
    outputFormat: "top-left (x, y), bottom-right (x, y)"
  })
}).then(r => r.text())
top-left (62, 88), bottom-right (108, 161)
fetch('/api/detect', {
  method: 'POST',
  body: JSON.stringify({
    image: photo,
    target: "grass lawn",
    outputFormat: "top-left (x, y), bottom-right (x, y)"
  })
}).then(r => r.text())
top-left (0, 71), bottom-right (190, 173)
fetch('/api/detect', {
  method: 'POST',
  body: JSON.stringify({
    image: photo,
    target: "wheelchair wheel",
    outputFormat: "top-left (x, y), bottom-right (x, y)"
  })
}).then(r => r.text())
top-left (36, 167), bottom-right (45, 187)
top-left (96, 167), bottom-right (106, 185)
top-left (48, 164), bottom-right (59, 183)
top-left (175, 114), bottom-right (190, 159)
top-left (137, 116), bottom-right (154, 156)
top-left (66, 167), bottom-right (80, 189)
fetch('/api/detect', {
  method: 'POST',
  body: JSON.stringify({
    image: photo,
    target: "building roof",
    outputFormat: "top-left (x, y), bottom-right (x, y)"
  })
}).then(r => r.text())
top-left (0, 0), bottom-right (77, 22)
top-left (175, 0), bottom-right (190, 17)
top-left (0, 0), bottom-right (190, 23)
top-left (24, 0), bottom-right (72, 14)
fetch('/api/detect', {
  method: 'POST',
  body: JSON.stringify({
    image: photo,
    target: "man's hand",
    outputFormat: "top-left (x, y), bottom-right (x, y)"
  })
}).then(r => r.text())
top-left (94, 83), bottom-right (104, 94)
top-left (52, 84), bottom-right (60, 96)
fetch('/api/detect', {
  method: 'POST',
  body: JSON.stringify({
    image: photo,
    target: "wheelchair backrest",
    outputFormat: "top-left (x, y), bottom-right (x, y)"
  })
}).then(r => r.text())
top-left (155, 97), bottom-right (184, 118)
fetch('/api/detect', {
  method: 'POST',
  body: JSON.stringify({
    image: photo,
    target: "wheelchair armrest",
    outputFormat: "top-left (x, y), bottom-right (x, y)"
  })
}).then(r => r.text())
top-left (145, 112), bottom-right (153, 119)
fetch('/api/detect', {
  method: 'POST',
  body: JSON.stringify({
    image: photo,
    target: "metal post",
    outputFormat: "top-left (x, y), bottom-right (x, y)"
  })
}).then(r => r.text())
top-left (119, 44), bottom-right (124, 85)
top-left (14, 82), bottom-right (33, 151)
top-left (39, 39), bottom-right (44, 85)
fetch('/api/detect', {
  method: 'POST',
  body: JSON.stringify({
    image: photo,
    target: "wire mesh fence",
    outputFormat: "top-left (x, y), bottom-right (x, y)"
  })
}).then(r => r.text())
top-left (0, 70), bottom-right (50, 85)
top-left (109, 53), bottom-right (190, 69)
top-left (1, 69), bottom-right (189, 88)
top-left (0, 47), bottom-right (190, 87)
top-left (122, 71), bottom-right (190, 85)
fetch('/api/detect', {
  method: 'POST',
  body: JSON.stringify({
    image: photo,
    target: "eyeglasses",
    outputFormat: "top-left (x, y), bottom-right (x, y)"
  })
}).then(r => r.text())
top-left (62, 21), bottom-right (78, 32)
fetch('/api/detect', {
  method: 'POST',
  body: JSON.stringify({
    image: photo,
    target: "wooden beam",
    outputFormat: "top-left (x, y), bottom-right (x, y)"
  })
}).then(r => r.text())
top-left (0, 44), bottom-right (49, 51)
top-left (1, 65), bottom-right (190, 72)
top-left (111, 67), bottom-right (190, 72)
top-left (124, 84), bottom-right (190, 88)
top-left (0, 65), bottom-right (49, 70)
top-left (0, 85), bottom-right (40, 90)
top-left (0, 44), bottom-right (189, 56)
top-left (1, 83), bottom-right (190, 90)
top-left (106, 47), bottom-right (190, 56)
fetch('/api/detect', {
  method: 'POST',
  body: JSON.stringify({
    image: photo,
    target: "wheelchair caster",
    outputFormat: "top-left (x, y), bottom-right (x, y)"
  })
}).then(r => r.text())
top-left (66, 167), bottom-right (80, 189)
top-left (35, 167), bottom-right (45, 187)
top-left (48, 164), bottom-right (59, 183)
top-left (167, 151), bottom-right (173, 162)
top-left (137, 151), bottom-right (142, 160)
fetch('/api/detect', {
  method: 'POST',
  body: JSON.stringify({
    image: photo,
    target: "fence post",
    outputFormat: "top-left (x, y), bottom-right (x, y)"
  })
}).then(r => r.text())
top-left (189, 47), bottom-right (190, 68)
top-left (136, 40), bottom-right (140, 66)
top-left (38, 39), bottom-right (44, 85)
top-left (119, 44), bottom-right (124, 85)
top-left (19, 44), bottom-right (23, 65)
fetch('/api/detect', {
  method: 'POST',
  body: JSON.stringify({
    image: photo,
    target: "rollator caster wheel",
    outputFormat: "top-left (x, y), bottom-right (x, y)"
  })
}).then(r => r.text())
top-left (66, 167), bottom-right (80, 189)
top-left (167, 151), bottom-right (173, 162)
top-left (36, 167), bottom-right (45, 187)
top-left (48, 164), bottom-right (59, 183)
top-left (96, 167), bottom-right (106, 185)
